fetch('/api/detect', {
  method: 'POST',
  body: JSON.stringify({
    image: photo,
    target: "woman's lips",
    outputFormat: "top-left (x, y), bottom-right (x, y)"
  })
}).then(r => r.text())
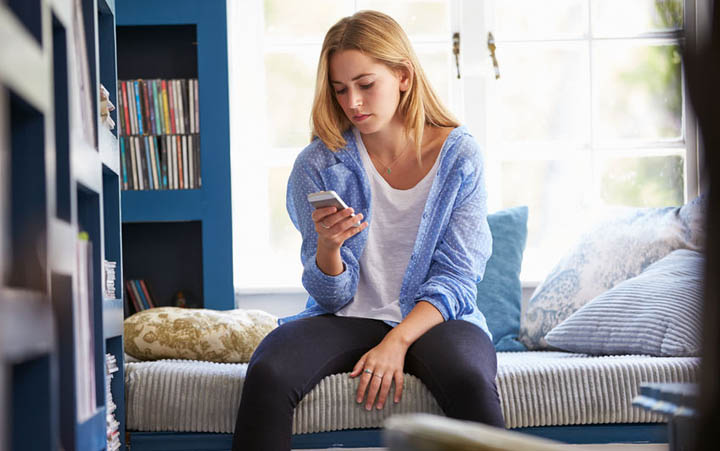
top-left (353, 114), bottom-right (371, 122)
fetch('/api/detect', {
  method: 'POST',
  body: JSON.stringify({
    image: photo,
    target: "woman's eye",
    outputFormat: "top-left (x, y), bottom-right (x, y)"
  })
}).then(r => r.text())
top-left (334, 88), bottom-right (347, 95)
top-left (360, 82), bottom-right (374, 90)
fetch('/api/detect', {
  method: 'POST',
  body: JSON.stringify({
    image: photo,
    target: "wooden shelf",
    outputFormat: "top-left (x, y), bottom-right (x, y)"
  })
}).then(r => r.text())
top-left (74, 143), bottom-right (103, 194)
top-left (0, 4), bottom-right (48, 112)
top-left (0, 289), bottom-right (54, 363)
top-left (49, 0), bottom-right (73, 29)
top-left (103, 298), bottom-right (124, 339)
top-left (49, 219), bottom-right (77, 275)
top-left (100, 125), bottom-right (120, 175)
top-left (122, 188), bottom-right (204, 222)
top-left (99, 0), bottom-right (116, 16)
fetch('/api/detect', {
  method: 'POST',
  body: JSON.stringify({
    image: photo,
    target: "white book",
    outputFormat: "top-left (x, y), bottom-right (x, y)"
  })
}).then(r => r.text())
top-left (76, 234), bottom-right (96, 422)
top-left (129, 138), bottom-right (137, 190)
top-left (188, 138), bottom-right (194, 189)
top-left (194, 79), bottom-right (199, 132)
top-left (128, 81), bottom-right (138, 135)
top-left (173, 80), bottom-right (182, 135)
top-left (135, 137), bottom-right (144, 190)
top-left (165, 137), bottom-right (172, 189)
top-left (177, 80), bottom-right (186, 135)
top-left (182, 135), bottom-right (189, 189)
top-left (149, 137), bottom-right (159, 189)
top-left (189, 79), bottom-right (194, 134)
top-left (172, 136), bottom-right (178, 189)
top-left (175, 80), bottom-right (186, 134)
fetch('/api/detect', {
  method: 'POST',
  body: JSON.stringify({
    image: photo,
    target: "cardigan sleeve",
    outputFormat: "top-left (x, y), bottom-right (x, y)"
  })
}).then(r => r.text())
top-left (286, 146), bottom-right (359, 311)
top-left (413, 142), bottom-right (492, 321)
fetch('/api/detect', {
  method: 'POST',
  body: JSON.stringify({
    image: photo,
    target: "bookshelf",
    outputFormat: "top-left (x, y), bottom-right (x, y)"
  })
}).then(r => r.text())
top-left (117, 0), bottom-right (234, 312)
top-left (0, 0), bottom-right (125, 449)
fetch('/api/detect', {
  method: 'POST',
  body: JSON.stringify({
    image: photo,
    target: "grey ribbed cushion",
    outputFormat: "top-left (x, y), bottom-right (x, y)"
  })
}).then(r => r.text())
top-left (125, 351), bottom-right (698, 433)
top-left (545, 249), bottom-right (704, 357)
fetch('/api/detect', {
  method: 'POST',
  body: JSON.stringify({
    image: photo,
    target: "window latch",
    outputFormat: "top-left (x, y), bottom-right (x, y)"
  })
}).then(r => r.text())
top-left (487, 32), bottom-right (500, 79)
top-left (452, 32), bottom-right (461, 79)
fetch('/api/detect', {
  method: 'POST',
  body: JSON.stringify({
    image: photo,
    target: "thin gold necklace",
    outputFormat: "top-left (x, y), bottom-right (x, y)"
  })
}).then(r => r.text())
top-left (368, 147), bottom-right (412, 175)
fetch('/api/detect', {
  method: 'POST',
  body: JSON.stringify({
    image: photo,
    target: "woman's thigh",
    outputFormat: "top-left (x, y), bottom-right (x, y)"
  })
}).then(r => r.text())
top-left (403, 320), bottom-right (504, 427)
top-left (246, 314), bottom-right (391, 396)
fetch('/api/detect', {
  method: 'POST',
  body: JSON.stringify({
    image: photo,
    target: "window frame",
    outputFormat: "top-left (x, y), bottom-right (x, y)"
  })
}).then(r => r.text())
top-left (229, 0), bottom-right (701, 294)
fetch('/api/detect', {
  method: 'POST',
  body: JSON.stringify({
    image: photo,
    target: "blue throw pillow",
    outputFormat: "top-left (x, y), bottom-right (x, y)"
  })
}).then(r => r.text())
top-left (544, 249), bottom-right (703, 357)
top-left (476, 206), bottom-right (529, 352)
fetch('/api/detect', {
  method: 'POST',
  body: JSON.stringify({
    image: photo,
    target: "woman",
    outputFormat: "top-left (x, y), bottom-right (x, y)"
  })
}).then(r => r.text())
top-left (232, 10), bottom-right (504, 450)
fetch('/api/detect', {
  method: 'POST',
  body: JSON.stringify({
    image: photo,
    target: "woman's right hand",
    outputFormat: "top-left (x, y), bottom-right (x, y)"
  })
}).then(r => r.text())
top-left (312, 206), bottom-right (368, 251)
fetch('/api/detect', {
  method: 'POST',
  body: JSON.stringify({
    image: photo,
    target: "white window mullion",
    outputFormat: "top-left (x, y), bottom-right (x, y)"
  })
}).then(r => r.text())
top-left (683, 0), bottom-right (700, 199)
top-left (588, 0), bottom-right (600, 209)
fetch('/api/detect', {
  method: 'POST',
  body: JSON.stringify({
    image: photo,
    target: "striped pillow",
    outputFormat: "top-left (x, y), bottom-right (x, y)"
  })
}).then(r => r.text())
top-left (545, 249), bottom-right (704, 357)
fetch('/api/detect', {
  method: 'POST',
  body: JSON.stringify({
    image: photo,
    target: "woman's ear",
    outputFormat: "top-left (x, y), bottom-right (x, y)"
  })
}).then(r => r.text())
top-left (397, 61), bottom-right (413, 92)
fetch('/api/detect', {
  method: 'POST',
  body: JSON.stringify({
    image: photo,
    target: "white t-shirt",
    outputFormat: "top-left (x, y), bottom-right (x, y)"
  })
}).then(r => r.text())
top-left (335, 128), bottom-right (441, 323)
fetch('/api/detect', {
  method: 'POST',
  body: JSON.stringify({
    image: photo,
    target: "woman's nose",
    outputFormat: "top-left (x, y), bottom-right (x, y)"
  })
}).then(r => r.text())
top-left (350, 92), bottom-right (363, 109)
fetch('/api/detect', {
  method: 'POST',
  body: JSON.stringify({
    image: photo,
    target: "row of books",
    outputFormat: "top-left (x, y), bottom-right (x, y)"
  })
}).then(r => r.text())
top-left (105, 353), bottom-right (121, 451)
top-left (118, 78), bottom-right (199, 136)
top-left (120, 134), bottom-right (201, 190)
top-left (126, 278), bottom-right (157, 313)
top-left (103, 259), bottom-right (117, 299)
top-left (76, 232), bottom-right (96, 423)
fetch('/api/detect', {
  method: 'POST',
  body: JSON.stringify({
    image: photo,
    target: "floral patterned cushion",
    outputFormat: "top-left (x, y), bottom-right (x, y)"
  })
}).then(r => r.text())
top-left (519, 196), bottom-right (706, 350)
top-left (124, 307), bottom-right (278, 362)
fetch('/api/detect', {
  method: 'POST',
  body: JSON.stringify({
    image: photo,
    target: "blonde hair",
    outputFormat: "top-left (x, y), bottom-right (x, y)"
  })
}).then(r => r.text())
top-left (310, 10), bottom-right (459, 159)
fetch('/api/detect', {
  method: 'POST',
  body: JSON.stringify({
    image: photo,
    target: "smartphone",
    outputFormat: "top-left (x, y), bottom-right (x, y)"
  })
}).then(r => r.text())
top-left (307, 190), bottom-right (361, 227)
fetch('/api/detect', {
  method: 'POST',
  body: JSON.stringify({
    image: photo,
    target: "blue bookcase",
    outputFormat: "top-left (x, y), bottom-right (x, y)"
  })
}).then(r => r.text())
top-left (116, 0), bottom-right (234, 312)
top-left (0, 0), bottom-right (125, 449)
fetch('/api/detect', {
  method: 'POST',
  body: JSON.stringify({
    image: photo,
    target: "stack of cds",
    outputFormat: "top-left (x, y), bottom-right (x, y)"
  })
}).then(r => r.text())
top-left (103, 260), bottom-right (117, 299)
top-left (106, 353), bottom-right (121, 451)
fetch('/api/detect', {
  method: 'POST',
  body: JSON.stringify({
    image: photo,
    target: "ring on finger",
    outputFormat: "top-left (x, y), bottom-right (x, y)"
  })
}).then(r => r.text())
top-left (363, 369), bottom-right (373, 375)
top-left (373, 373), bottom-right (383, 379)
top-left (320, 222), bottom-right (330, 229)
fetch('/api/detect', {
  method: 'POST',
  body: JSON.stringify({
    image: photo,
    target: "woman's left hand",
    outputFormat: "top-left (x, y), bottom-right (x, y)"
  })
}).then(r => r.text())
top-left (349, 337), bottom-right (409, 410)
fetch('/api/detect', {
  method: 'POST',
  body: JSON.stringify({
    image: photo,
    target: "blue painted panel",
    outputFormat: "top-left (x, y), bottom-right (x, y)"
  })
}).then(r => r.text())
top-left (129, 422), bottom-right (669, 450)
top-left (103, 167), bottom-right (122, 297)
top-left (77, 185), bottom-right (107, 412)
top-left (81, 0), bottom-right (100, 147)
top-left (99, 0), bottom-right (116, 18)
top-left (52, 272), bottom-right (78, 451)
top-left (9, 92), bottom-right (47, 292)
top-left (77, 407), bottom-right (107, 451)
top-left (12, 354), bottom-right (54, 451)
top-left (195, 1), bottom-right (233, 310)
top-left (129, 430), bottom-right (383, 450)
top-left (117, 0), bottom-right (234, 310)
top-left (122, 190), bottom-right (205, 222)
top-left (53, 14), bottom-right (72, 223)
top-left (516, 423), bottom-right (668, 444)
top-left (98, 1), bottom-right (119, 137)
top-left (7, 0), bottom-right (43, 45)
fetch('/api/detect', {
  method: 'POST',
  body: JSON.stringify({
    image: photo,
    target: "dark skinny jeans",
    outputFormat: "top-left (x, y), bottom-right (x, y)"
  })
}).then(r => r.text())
top-left (232, 314), bottom-right (505, 450)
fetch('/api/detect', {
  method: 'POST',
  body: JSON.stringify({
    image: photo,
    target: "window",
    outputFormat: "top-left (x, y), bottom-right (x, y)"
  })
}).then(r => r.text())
top-left (229, 0), bottom-right (457, 291)
top-left (463, 0), bottom-right (695, 282)
top-left (229, 0), bottom-right (697, 292)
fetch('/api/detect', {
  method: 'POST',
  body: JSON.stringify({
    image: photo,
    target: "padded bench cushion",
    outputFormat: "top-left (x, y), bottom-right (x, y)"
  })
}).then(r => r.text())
top-left (124, 351), bottom-right (698, 434)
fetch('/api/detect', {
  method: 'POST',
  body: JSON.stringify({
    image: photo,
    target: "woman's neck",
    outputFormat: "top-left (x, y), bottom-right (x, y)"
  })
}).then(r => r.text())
top-left (359, 116), bottom-right (414, 161)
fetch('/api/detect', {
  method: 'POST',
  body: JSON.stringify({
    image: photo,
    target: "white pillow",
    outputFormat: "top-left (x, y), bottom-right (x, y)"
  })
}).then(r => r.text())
top-left (519, 196), bottom-right (705, 349)
top-left (124, 307), bottom-right (278, 362)
top-left (545, 249), bottom-right (704, 356)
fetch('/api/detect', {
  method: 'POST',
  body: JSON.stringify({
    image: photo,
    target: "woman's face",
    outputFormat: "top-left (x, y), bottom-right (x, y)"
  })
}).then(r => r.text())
top-left (328, 49), bottom-right (409, 134)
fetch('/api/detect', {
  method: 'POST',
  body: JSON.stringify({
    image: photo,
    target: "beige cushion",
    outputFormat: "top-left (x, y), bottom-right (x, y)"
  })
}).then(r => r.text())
top-left (124, 307), bottom-right (278, 363)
